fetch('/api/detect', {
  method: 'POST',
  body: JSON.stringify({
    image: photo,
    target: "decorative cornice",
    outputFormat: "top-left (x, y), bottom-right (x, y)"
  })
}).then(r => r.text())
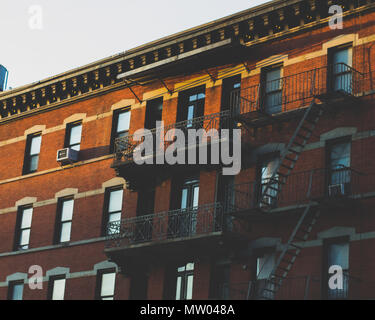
top-left (0, 0), bottom-right (373, 122)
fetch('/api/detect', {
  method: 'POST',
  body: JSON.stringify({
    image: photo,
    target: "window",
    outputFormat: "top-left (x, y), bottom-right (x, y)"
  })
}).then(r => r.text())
top-left (23, 133), bottom-right (42, 174)
top-left (110, 108), bottom-right (131, 152)
top-left (135, 188), bottom-right (155, 242)
top-left (329, 46), bottom-right (353, 93)
top-left (221, 75), bottom-right (241, 111)
top-left (14, 206), bottom-right (33, 251)
top-left (261, 65), bottom-right (283, 114)
top-left (129, 269), bottom-right (148, 300)
top-left (54, 198), bottom-right (74, 244)
top-left (327, 139), bottom-right (351, 186)
top-left (48, 276), bottom-right (66, 300)
top-left (209, 263), bottom-right (230, 300)
top-left (144, 98), bottom-right (163, 130)
top-left (8, 281), bottom-right (24, 300)
top-left (96, 269), bottom-right (116, 300)
top-left (177, 86), bottom-right (205, 128)
top-left (169, 178), bottom-right (199, 238)
top-left (253, 250), bottom-right (276, 299)
top-left (324, 239), bottom-right (349, 299)
top-left (175, 262), bottom-right (194, 300)
top-left (65, 122), bottom-right (82, 151)
top-left (258, 155), bottom-right (280, 207)
top-left (103, 187), bottom-right (124, 235)
top-left (256, 252), bottom-right (275, 280)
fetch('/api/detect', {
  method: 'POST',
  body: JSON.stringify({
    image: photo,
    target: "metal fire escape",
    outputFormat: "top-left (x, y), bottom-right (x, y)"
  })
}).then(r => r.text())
top-left (232, 68), bottom-right (326, 300)
top-left (230, 63), bottom-right (363, 299)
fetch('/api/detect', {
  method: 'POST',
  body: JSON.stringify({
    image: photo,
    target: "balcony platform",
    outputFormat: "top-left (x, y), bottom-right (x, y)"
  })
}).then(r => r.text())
top-left (105, 231), bottom-right (245, 272)
top-left (104, 203), bottom-right (247, 274)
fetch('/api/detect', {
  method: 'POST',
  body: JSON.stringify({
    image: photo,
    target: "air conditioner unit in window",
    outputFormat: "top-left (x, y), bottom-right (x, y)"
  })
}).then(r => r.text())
top-left (57, 148), bottom-right (78, 163)
top-left (328, 184), bottom-right (348, 197)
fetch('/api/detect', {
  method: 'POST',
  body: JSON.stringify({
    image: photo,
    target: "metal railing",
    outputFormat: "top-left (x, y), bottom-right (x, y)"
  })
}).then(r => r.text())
top-left (225, 166), bottom-right (365, 214)
top-left (106, 203), bottom-right (236, 249)
top-left (113, 110), bottom-right (233, 164)
top-left (230, 63), bottom-right (364, 116)
top-left (220, 272), bottom-right (365, 300)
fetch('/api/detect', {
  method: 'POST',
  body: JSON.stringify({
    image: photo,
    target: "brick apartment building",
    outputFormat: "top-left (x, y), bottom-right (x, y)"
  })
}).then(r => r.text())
top-left (1, 0), bottom-right (375, 300)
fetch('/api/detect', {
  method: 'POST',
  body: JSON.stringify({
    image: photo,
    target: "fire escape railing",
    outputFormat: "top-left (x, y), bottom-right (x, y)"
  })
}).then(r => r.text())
top-left (221, 272), bottom-right (364, 300)
top-left (105, 202), bottom-right (237, 249)
top-left (113, 110), bottom-right (233, 164)
top-left (230, 63), bottom-right (364, 116)
top-left (225, 166), bottom-right (366, 214)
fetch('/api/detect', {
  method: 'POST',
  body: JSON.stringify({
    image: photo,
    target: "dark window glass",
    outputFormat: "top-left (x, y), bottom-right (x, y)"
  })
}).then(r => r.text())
top-left (327, 139), bottom-right (351, 187)
top-left (145, 98), bottom-right (163, 130)
top-left (209, 263), bottom-right (230, 300)
top-left (23, 133), bottom-right (42, 174)
top-left (261, 65), bottom-right (283, 114)
top-left (169, 177), bottom-right (199, 238)
top-left (221, 75), bottom-right (241, 111)
top-left (177, 86), bottom-right (205, 128)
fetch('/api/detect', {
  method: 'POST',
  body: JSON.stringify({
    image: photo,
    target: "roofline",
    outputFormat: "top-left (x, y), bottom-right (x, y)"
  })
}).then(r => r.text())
top-left (0, 0), bottom-right (292, 95)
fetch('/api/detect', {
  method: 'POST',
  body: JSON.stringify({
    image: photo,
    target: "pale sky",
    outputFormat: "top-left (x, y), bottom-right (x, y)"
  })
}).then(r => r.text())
top-left (0, 0), bottom-right (270, 89)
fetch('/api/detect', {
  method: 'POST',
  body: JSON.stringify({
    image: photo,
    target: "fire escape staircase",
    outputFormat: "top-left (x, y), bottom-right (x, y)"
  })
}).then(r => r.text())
top-left (253, 101), bottom-right (324, 299)
top-left (259, 100), bottom-right (324, 211)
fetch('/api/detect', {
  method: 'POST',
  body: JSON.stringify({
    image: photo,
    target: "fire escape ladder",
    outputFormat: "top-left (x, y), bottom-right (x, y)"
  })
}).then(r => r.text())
top-left (258, 204), bottom-right (321, 300)
top-left (259, 100), bottom-right (324, 211)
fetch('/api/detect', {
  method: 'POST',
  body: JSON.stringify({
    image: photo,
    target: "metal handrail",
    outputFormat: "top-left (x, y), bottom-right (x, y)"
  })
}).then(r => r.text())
top-left (230, 63), bottom-right (364, 116)
top-left (114, 109), bottom-right (232, 162)
top-left (106, 202), bottom-right (232, 248)
top-left (226, 166), bottom-right (365, 213)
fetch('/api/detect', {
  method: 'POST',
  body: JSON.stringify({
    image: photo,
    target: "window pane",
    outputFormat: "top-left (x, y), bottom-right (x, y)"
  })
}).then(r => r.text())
top-left (20, 229), bottom-right (30, 247)
top-left (328, 243), bottom-right (349, 270)
top-left (333, 48), bottom-right (351, 67)
top-left (30, 135), bottom-right (41, 155)
top-left (189, 94), bottom-right (197, 102)
top-left (175, 276), bottom-right (182, 300)
top-left (101, 273), bottom-right (116, 297)
top-left (61, 200), bottom-right (74, 221)
top-left (331, 142), bottom-right (351, 169)
top-left (52, 279), bottom-right (66, 300)
top-left (108, 190), bottom-right (123, 213)
top-left (180, 188), bottom-right (188, 209)
top-left (21, 208), bottom-right (33, 228)
top-left (29, 155), bottom-right (39, 172)
top-left (186, 263), bottom-right (195, 271)
top-left (117, 111), bottom-right (131, 133)
top-left (266, 68), bottom-right (281, 91)
top-left (257, 253), bottom-right (275, 280)
top-left (11, 283), bottom-right (24, 300)
top-left (69, 124), bottom-right (82, 146)
top-left (109, 212), bottom-right (121, 224)
top-left (186, 275), bottom-right (194, 300)
top-left (192, 187), bottom-right (199, 208)
top-left (60, 222), bottom-right (72, 242)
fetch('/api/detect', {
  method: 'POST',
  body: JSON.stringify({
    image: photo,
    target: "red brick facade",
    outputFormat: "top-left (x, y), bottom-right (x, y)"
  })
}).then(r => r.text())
top-left (1, 0), bottom-right (375, 300)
